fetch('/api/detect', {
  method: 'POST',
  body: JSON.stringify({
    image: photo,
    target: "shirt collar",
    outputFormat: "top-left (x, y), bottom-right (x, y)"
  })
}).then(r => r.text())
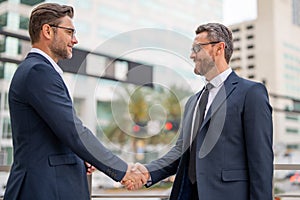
top-left (30, 48), bottom-right (64, 76)
top-left (205, 68), bottom-right (232, 88)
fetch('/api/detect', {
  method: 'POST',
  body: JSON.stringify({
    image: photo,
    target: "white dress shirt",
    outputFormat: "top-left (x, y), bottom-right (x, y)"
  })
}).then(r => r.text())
top-left (190, 68), bottom-right (232, 144)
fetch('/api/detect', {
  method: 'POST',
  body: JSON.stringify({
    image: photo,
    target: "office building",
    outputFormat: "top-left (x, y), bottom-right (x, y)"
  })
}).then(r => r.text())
top-left (0, 0), bottom-right (223, 165)
top-left (229, 0), bottom-right (300, 160)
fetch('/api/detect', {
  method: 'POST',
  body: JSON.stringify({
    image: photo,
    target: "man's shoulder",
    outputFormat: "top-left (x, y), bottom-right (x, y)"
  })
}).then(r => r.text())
top-left (233, 73), bottom-right (264, 87)
top-left (23, 52), bottom-right (49, 64)
top-left (19, 53), bottom-right (52, 71)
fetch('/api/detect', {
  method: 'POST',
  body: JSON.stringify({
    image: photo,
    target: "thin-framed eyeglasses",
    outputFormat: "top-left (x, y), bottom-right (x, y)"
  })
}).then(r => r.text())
top-left (191, 41), bottom-right (221, 54)
top-left (49, 24), bottom-right (76, 38)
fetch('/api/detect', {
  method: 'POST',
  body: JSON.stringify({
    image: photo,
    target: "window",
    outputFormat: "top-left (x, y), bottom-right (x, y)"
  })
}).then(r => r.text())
top-left (0, 12), bottom-right (7, 28)
top-left (0, 92), bottom-right (2, 111)
top-left (73, 98), bottom-right (84, 117)
top-left (0, 62), bottom-right (3, 79)
top-left (292, 0), bottom-right (300, 26)
top-left (287, 144), bottom-right (299, 150)
top-left (20, 0), bottom-right (44, 6)
top-left (247, 55), bottom-right (255, 59)
top-left (233, 37), bottom-right (240, 42)
top-left (2, 117), bottom-right (12, 139)
top-left (247, 35), bottom-right (254, 39)
top-left (232, 28), bottom-right (240, 33)
top-left (1, 147), bottom-right (13, 165)
top-left (231, 57), bottom-right (241, 62)
top-left (0, 0), bottom-right (8, 4)
top-left (19, 15), bottom-right (29, 30)
top-left (286, 128), bottom-right (299, 134)
top-left (0, 37), bottom-right (5, 53)
top-left (247, 45), bottom-right (254, 49)
top-left (248, 75), bottom-right (255, 79)
top-left (4, 92), bottom-right (8, 110)
top-left (246, 25), bottom-right (254, 30)
top-left (248, 65), bottom-right (255, 69)
top-left (294, 101), bottom-right (300, 112)
top-left (3, 62), bottom-right (18, 80)
top-left (286, 115), bottom-right (298, 121)
top-left (114, 60), bottom-right (128, 81)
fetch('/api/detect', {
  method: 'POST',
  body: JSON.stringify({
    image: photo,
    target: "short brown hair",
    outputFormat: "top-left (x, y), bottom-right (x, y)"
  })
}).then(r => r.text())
top-left (29, 3), bottom-right (74, 44)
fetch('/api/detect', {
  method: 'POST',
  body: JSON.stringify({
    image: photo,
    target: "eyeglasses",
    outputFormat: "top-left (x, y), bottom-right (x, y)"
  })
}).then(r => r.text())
top-left (49, 24), bottom-right (76, 39)
top-left (191, 41), bottom-right (221, 54)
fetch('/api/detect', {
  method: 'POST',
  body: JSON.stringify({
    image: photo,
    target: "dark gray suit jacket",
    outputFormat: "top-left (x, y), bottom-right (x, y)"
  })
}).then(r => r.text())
top-left (4, 53), bottom-right (127, 200)
top-left (146, 72), bottom-right (273, 200)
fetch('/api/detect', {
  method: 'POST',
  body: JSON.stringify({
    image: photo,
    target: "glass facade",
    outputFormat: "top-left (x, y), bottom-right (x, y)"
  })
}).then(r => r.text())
top-left (3, 63), bottom-right (17, 80)
top-left (283, 43), bottom-right (300, 97)
top-left (20, 0), bottom-right (44, 6)
top-left (0, 37), bottom-right (5, 53)
top-left (2, 117), bottom-right (11, 139)
top-left (0, 62), bottom-right (4, 79)
top-left (19, 15), bottom-right (29, 30)
top-left (4, 92), bottom-right (8, 110)
top-left (0, 92), bottom-right (2, 111)
top-left (0, 12), bottom-right (7, 28)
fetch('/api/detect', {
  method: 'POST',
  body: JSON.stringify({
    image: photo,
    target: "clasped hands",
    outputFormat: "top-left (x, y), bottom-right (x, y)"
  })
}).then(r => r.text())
top-left (121, 162), bottom-right (150, 190)
top-left (85, 162), bottom-right (149, 190)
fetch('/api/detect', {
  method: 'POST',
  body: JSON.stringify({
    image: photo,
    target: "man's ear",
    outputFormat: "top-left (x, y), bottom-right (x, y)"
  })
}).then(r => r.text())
top-left (216, 42), bottom-right (225, 56)
top-left (41, 24), bottom-right (52, 40)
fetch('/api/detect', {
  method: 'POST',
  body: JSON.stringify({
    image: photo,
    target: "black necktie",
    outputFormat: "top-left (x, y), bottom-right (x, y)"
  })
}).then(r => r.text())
top-left (188, 83), bottom-right (214, 184)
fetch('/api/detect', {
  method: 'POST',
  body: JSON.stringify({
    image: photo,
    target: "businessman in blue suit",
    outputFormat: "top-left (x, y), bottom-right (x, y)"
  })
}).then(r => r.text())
top-left (4, 3), bottom-right (146, 200)
top-left (131, 23), bottom-right (274, 199)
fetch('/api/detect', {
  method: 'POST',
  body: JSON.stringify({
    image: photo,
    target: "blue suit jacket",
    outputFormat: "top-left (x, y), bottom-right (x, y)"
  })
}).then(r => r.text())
top-left (146, 72), bottom-right (273, 200)
top-left (4, 53), bottom-right (127, 200)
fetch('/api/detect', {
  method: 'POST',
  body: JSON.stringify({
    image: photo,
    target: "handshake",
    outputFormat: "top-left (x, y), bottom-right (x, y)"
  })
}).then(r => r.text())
top-left (121, 163), bottom-right (150, 190)
top-left (85, 162), bottom-right (150, 190)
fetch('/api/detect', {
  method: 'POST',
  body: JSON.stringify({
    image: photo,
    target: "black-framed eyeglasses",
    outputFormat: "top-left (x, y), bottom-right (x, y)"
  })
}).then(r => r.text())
top-left (49, 24), bottom-right (76, 38)
top-left (191, 41), bottom-right (221, 54)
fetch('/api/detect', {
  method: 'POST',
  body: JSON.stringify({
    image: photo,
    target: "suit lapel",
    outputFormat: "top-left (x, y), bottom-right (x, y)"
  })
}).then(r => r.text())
top-left (194, 72), bottom-right (239, 158)
top-left (182, 90), bottom-right (203, 150)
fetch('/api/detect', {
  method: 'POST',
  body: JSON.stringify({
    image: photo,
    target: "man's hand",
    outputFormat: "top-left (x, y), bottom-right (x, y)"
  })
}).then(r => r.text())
top-left (121, 163), bottom-right (150, 190)
top-left (85, 162), bottom-right (96, 175)
top-left (121, 163), bottom-right (149, 190)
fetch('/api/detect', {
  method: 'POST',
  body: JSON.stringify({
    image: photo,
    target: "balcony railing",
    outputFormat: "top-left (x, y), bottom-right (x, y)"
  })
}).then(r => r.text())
top-left (1, 164), bottom-right (300, 200)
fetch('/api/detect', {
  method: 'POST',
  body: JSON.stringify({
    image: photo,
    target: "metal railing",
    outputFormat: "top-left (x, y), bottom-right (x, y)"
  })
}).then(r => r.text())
top-left (1, 164), bottom-right (300, 200)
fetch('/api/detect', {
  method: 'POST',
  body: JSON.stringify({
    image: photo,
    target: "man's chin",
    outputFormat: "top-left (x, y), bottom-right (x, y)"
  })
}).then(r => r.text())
top-left (194, 68), bottom-right (200, 75)
top-left (194, 68), bottom-right (205, 76)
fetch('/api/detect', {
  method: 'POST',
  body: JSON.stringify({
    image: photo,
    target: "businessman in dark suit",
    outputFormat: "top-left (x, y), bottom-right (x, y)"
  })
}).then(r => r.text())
top-left (130, 23), bottom-right (273, 199)
top-left (4, 3), bottom-right (145, 200)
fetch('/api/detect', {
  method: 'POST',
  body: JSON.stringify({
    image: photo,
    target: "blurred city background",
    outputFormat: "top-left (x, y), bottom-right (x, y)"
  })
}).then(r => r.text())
top-left (0, 0), bottom-right (300, 199)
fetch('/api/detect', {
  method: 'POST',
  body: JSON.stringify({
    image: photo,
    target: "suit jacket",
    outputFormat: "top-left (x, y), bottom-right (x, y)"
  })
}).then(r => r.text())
top-left (4, 53), bottom-right (127, 200)
top-left (146, 72), bottom-right (273, 200)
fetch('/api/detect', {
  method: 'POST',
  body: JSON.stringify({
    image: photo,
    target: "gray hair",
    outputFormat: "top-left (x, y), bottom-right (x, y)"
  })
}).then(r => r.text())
top-left (195, 23), bottom-right (233, 64)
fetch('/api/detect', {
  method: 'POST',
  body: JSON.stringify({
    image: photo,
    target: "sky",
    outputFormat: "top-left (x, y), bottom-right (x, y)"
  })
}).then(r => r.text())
top-left (223, 0), bottom-right (257, 25)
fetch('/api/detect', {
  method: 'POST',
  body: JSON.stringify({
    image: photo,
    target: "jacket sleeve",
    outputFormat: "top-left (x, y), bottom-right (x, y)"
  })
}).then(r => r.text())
top-left (145, 96), bottom-right (195, 186)
top-left (243, 83), bottom-right (273, 200)
top-left (25, 63), bottom-right (127, 182)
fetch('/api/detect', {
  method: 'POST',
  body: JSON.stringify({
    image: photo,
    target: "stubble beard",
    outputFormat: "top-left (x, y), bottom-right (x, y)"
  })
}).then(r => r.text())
top-left (194, 57), bottom-right (216, 77)
top-left (50, 35), bottom-right (72, 61)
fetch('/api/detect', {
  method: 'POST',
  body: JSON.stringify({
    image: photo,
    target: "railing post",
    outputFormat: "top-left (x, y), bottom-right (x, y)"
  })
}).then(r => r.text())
top-left (87, 174), bottom-right (92, 200)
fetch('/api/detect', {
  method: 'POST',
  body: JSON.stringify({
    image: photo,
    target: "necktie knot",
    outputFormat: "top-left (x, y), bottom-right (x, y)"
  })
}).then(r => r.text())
top-left (205, 82), bottom-right (214, 91)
